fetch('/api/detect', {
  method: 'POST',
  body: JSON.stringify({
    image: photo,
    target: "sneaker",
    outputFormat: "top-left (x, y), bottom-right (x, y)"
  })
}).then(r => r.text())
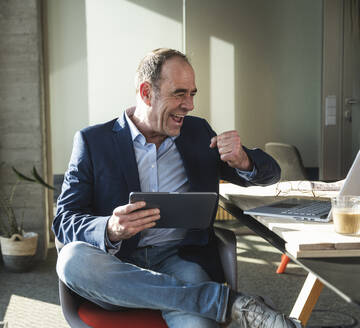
top-left (231, 294), bottom-right (302, 327)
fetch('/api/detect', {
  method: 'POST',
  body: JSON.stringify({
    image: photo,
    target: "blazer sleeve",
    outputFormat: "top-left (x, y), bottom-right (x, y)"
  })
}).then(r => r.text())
top-left (52, 131), bottom-right (108, 251)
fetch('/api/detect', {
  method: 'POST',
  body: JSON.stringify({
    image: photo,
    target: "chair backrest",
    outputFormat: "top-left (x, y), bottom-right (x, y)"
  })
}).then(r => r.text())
top-left (265, 142), bottom-right (308, 181)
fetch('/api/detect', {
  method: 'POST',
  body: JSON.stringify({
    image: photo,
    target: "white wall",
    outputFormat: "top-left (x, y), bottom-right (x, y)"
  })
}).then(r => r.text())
top-left (48, 0), bottom-right (183, 173)
top-left (48, 0), bottom-right (322, 173)
top-left (85, 0), bottom-right (183, 125)
top-left (187, 0), bottom-right (323, 167)
top-left (209, 37), bottom-right (236, 132)
top-left (47, 0), bottom-right (89, 174)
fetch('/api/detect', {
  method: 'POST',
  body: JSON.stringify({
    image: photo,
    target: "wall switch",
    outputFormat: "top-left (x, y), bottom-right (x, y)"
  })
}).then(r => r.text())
top-left (325, 95), bottom-right (336, 126)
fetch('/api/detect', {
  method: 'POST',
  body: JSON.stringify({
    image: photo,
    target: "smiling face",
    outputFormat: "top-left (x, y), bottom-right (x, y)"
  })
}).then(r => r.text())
top-left (135, 57), bottom-right (197, 146)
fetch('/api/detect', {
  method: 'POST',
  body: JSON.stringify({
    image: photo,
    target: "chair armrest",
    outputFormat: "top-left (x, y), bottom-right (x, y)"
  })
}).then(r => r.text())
top-left (214, 227), bottom-right (237, 291)
top-left (59, 280), bottom-right (91, 328)
top-left (56, 238), bottom-right (91, 327)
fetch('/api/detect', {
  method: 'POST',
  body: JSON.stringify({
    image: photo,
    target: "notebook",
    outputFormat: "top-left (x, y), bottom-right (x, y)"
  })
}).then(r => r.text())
top-left (244, 150), bottom-right (360, 222)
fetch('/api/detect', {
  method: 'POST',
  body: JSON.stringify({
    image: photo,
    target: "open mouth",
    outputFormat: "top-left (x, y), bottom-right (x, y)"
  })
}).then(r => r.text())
top-left (170, 113), bottom-right (185, 124)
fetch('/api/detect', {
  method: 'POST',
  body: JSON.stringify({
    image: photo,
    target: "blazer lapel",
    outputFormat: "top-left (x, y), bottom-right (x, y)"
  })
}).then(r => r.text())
top-left (175, 132), bottom-right (197, 190)
top-left (111, 113), bottom-right (142, 257)
top-left (112, 114), bottom-right (141, 193)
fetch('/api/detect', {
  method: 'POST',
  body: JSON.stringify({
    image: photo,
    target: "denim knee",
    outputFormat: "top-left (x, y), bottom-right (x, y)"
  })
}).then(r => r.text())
top-left (56, 241), bottom-right (100, 284)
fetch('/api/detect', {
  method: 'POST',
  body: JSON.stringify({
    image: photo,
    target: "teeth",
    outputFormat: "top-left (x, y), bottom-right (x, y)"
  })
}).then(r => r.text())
top-left (173, 114), bottom-right (185, 118)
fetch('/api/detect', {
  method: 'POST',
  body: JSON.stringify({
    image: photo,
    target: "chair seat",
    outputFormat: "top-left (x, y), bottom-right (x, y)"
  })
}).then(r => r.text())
top-left (78, 302), bottom-right (168, 328)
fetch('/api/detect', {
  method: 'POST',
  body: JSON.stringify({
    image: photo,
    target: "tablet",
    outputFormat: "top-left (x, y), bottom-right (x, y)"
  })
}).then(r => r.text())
top-left (129, 192), bottom-right (218, 229)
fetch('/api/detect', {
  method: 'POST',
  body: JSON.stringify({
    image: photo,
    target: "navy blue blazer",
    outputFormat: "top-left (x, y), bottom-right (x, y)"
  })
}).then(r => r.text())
top-left (53, 114), bottom-right (280, 282)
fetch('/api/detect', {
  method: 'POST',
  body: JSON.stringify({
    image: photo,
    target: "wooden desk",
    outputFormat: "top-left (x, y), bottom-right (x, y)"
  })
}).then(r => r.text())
top-left (219, 183), bottom-right (360, 325)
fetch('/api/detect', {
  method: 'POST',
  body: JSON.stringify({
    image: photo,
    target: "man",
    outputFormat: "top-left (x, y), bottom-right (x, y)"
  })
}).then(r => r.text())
top-left (53, 48), bottom-right (301, 328)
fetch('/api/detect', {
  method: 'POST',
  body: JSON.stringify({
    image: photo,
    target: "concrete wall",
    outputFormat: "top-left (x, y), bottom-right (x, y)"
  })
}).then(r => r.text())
top-left (0, 0), bottom-right (48, 259)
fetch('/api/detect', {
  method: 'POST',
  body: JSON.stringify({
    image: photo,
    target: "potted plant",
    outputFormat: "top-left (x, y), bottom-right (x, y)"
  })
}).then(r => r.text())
top-left (0, 165), bottom-right (54, 272)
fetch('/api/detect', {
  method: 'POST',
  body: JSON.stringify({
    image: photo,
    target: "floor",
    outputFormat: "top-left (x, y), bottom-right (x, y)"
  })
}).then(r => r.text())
top-left (1, 221), bottom-right (360, 328)
top-left (0, 247), bottom-right (68, 328)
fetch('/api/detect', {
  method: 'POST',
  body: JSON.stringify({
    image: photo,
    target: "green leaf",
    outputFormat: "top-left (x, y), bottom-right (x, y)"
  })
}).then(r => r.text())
top-left (12, 167), bottom-right (36, 182)
top-left (32, 166), bottom-right (55, 190)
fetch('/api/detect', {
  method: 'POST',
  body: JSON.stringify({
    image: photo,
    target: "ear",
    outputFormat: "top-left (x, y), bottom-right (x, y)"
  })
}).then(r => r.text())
top-left (139, 82), bottom-right (152, 106)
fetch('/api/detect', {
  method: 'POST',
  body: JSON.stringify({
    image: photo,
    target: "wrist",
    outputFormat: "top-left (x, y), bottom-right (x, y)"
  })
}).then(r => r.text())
top-left (236, 156), bottom-right (252, 171)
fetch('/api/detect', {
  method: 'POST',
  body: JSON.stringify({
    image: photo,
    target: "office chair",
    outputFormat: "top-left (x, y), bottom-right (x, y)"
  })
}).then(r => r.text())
top-left (56, 226), bottom-right (237, 328)
top-left (265, 142), bottom-right (308, 181)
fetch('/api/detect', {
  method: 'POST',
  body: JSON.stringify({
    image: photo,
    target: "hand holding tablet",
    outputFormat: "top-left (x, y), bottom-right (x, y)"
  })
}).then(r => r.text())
top-left (107, 202), bottom-right (160, 242)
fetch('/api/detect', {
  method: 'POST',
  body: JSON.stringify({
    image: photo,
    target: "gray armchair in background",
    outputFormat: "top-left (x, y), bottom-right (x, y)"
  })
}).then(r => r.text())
top-left (265, 142), bottom-right (308, 181)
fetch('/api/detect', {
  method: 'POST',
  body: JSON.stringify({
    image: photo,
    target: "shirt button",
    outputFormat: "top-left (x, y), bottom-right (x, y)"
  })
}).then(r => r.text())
top-left (151, 164), bottom-right (155, 168)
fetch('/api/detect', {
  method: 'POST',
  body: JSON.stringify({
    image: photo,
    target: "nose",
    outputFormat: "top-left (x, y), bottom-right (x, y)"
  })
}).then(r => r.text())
top-left (181, 94), bottom-right (194, 112)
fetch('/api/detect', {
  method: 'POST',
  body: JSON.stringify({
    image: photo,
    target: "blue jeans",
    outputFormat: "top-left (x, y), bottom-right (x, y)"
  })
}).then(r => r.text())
top-left (56, 241), bottom-right (229, 328)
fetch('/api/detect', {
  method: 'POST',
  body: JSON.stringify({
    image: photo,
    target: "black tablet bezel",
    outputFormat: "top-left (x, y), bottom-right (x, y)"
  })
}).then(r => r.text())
top-left (129, 192), bottom-right (218, 229)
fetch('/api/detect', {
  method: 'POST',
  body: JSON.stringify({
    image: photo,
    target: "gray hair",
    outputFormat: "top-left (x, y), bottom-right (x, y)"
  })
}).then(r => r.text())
top-left (135, 48), bottom-right (190, 93)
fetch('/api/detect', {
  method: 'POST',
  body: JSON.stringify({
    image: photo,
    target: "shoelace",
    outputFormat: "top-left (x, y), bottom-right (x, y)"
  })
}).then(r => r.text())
top-left (235, 298), bottom-right (292, 328)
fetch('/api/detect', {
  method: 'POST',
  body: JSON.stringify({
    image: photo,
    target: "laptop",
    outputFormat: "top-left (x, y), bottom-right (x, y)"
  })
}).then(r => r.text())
top-left (244, 149), bottom-right (360, 222)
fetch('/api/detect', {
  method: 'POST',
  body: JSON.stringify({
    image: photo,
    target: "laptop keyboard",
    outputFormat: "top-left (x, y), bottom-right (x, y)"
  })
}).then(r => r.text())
top-left (281, 201), bottom-right (331, 216)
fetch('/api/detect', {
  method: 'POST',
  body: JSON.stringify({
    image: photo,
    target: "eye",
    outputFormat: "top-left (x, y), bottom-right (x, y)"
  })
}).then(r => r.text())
top-left (173, 93), bottom-right (185, 99)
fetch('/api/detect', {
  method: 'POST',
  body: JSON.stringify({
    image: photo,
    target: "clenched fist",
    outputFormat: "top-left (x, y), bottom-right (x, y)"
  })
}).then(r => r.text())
top-left (210, 130), bottom-right (253, 171)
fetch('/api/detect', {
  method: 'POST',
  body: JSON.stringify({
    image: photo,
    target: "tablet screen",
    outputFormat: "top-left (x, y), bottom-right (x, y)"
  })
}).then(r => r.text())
top-left (129, 192), bottom-right (218, 229)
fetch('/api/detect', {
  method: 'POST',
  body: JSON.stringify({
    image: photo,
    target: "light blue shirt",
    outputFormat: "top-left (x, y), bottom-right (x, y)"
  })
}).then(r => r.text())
top-left (126, 112), bottom-right (189, 246)
top-left (106, 111), bottom-right (257, 250)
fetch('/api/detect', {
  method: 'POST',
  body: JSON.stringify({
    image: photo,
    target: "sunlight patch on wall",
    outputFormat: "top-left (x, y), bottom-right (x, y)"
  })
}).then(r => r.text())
top-left (86, 0), bottom-right (183, 125)
top-left (209, 36), bottom-right (235, 134)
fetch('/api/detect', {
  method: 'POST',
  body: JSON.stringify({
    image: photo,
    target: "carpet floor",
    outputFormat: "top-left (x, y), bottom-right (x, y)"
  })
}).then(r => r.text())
top-left (1, 221), bottom-right (360, 328)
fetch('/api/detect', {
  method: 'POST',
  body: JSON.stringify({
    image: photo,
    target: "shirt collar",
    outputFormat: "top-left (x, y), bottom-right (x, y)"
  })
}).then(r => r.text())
top-left (124, 109), bottom-right (144, 144)
top-left (124, 109), bottom-right (179, 146)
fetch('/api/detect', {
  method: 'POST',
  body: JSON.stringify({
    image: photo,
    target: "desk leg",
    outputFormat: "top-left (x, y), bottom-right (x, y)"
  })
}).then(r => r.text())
top-left (290, 272), bottom-right (324, 326)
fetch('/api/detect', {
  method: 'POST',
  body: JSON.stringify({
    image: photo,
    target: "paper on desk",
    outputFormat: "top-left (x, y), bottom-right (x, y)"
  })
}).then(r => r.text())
top-left (220, 180), bottom-right (343, 200)
top-left (276, 180), bottom-right (343, 192)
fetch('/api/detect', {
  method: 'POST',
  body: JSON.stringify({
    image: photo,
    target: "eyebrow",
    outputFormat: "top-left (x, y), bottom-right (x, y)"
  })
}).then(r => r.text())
top-left (173, 88), bottom-right (198, 94)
